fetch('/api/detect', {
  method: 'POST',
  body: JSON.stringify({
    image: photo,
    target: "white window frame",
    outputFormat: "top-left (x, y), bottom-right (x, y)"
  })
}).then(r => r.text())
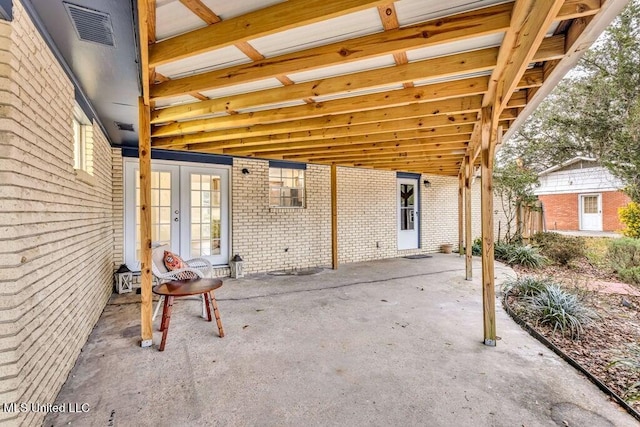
top-left (268, 166), bottom-right (306, 208)
top-left (72, 103), bottom-right (90, 172)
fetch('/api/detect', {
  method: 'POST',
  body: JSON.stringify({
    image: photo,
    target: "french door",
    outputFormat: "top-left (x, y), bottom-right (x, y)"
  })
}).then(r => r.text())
top-left (124, 160), bottom-right (229, 270)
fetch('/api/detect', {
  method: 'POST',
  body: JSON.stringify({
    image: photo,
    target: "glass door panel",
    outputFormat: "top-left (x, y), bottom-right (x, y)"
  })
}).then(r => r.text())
top-left (181, 167), bottom-right (229, 265)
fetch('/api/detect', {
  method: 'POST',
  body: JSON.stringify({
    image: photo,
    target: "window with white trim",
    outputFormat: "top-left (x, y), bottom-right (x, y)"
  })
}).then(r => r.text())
top-left (269, 167), bottom-right (305, 207)
top-left (72, 103), bottom-right (90, 173)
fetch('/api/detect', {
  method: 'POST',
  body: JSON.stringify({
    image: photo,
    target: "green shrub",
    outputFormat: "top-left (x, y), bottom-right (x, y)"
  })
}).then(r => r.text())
top-left (533, 232), bottom-right (584, 266)
top-left (494, 242), bottom-right (510, 261)
top-left (526, 284), bottom-right (596, 338)
top-left (503, 276), bottom-right (555, 297)
top-left (619, 266), bottom-right (640, 285)
top-left (472, 237), bottom-right (482, 256)
top-left (504, 245), bottom-right (546, 268)
top-left (619, 202), bottom-right (640, 238)
top-left (608, 238), bottom-right (640, 284)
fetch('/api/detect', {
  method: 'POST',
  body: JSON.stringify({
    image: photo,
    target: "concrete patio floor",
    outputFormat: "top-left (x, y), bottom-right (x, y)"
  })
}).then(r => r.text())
top-left (45, 255), bottom-right (636, 426)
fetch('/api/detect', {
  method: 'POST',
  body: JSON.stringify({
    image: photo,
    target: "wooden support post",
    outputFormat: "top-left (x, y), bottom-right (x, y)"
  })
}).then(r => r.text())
top-left (458, 172), bottom-right (464, 257)
top-left (331, 164), bottom-right (338, 269)
top-left (464, 155), bottom-right (473, 281)
top-left (480, 106), bottom-right (497, 346)
top-left (139, 97), bottom-right (153, 347)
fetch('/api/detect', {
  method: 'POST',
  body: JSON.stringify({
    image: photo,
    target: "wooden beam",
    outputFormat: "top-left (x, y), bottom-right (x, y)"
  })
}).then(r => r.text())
top-left (464, 154), bottom-right (473, 280)
top-left (152, 77), bottom-right (489, 137)
top-left (138, 97), bottom-right (153, 347)
top-left (149, 0), bottom-right (387, 67)
top-left (286, 151), bottom-right (468, 164)
top-left (150, 3), bottom-right (512, 98)
top-left (558, 0), bottom-right (601, 20)
top-left (147, 0), bottom-right (156, 44)
top-left (480, 106), bottom-right (496, 346)
top-left (485, 0), bottom-right (564, 110)
top-left (331, 164), bottom-right (338, 269)
top-left (458, 171), bottom-right (464, 257)
top-left (138, 0), bottom-right (151, 105)
top-left (152, 97), bottom-right (483, 144)
top-left (230, 137), bottom-right (468, 160)
top-left (152, 67), bottom-right (542, 139)
top-left (179, 0), bottom-right (221, 24)
top-left (275, 139), bottom-right (469, 157)
top-left (223, 125), bottom-right (473, 154)
top-left (193, 112), bottom-right (513, 154)
top-left (151, 46), bottom-right (501, 122)
top-left (202, 113), bottom-right (475, 149)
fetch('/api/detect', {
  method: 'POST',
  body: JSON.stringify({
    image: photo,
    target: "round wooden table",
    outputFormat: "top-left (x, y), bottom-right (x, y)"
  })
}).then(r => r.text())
top-left (153, 278), bottom-right (225, 351)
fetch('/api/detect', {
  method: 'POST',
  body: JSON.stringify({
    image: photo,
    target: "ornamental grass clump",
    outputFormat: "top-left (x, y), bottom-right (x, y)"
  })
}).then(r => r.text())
top-left (502, 276), bottom-right (554, 297)
top-left (525, 284), bottom-right (596, 338)
top-left (504, 245), bottom-right (547, 268)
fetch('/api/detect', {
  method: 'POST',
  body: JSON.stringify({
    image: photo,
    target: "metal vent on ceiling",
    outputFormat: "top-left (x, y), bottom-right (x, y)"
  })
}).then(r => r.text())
top-left (115, 122), bottom-right (134, 132)
top-left (64, 3), bottom-right (115, 47)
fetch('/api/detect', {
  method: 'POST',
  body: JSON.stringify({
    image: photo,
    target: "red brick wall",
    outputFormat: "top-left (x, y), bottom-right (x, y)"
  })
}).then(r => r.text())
top-left (539, 191), bottom-right (631, 232)
top-left (539, 194), bottom-right (579, 231)
top-left (602, 191), bottom-right (631, 232)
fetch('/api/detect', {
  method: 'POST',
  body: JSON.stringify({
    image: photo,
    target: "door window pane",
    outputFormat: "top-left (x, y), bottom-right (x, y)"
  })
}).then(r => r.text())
top-left (135, 171), bottom-right (173, 261)
top-left (583, 196), bottom-right (598, 214)
top-left (190, 174), bottom-right (222, 258)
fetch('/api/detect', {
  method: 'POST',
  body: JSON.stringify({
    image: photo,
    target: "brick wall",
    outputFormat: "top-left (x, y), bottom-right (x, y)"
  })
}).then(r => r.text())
top-left (0, 2), bottom-right (113, 425)
top-left (112, 148), bottom-right (124, 269)
top-left (232, 158), bottom-right (332, 274)
top-left (336, 167), bottom-right (397, 262)
top-left (539, 191), bottom-right (630, 232)
top-left (603, 191), bottom-right (631, 232)
top-left (539, 193), bottom-right (579, 231)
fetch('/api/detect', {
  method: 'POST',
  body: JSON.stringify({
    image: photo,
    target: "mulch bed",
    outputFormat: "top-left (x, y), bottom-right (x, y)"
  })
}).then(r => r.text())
top-left (509, 262), bottom-right (640, 413)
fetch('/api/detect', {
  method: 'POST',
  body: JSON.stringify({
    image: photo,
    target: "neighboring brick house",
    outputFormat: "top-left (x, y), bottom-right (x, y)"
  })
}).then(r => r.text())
top-left (535, 157), bottom-right (631, 232)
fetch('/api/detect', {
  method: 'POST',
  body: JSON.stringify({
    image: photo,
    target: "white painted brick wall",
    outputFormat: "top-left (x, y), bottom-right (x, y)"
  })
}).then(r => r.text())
top-left (0, 2), bottom-right (113, 425)
top-left (231, 158), bottom-right (332, 274)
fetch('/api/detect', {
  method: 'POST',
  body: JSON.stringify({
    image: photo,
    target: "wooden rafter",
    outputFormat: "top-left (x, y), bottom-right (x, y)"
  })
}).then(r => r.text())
top-left (179, 0), bottom-right (221, 24)
top-left (223, 125), bottom-right (474, 154)
top-left (151, 35), bottom-right (562, 125)
top-left (150, 3), bottom-right (513, 99)
top-left (149, 0), bottom-right (388, 66)
top-left (151, 70), bottom-right (546, 139)
top-left (152, 98), bottom-right (483, 146)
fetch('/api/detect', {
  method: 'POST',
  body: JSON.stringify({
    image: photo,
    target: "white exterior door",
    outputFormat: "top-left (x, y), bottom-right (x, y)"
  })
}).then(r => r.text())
top-left (580, 194), bottom-right (602, 231)
top-left (397, 178), bottom-right (419, 250)
top-left (124, 160), bottom-right (229, 270)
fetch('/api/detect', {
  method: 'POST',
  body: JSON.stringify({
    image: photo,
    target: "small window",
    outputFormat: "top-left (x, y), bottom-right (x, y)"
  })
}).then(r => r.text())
top-left (72, 103), bottom-right (91, 172)
top-left (269, 167), bottom-right (305, 207)
top-left (72, 117), bottom-right (85, 170)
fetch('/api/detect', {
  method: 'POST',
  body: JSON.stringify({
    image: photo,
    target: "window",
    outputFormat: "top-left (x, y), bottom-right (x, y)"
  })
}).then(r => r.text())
top-left (72, 117), bottom-right (85, 170)
top-left (269, 167), bottom-right (305, 207)
top-left (72, 103), bottom-right (91, 173)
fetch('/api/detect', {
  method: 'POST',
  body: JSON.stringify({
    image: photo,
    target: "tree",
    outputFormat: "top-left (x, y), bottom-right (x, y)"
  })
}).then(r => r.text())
top-left (493, 162), bottom-right (539, 243)
top-left (500, 0), bottom-right (640, 202)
